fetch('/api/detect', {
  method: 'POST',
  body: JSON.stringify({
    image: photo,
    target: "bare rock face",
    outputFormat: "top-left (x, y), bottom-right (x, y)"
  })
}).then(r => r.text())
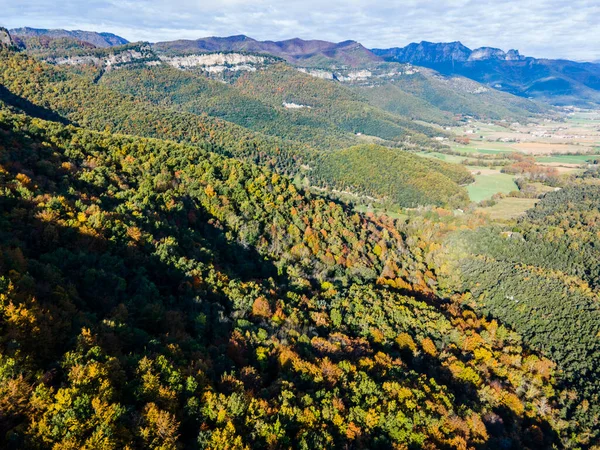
top-left (505, 49), bottom-right (524, 61)
top-left (45, 44), bottom-right (159, 71)
top-left (0, 27), bottom-right (14, 47)
top-left (160, 53), bottom-right (269, 73)
top-left (468, 47), bottom-right (526, 62)
top-left (468, 47), bottom-right (507, 61)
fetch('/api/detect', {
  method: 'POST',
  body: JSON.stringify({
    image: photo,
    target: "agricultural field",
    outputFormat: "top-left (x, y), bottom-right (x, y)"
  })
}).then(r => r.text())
top-left (536, 154), bottom-right (600, 164)
top-left (419, 151), bottom-right (467, 164)
top-left (450, 112), bottom-right (600, 157)
top-left (476, 197), bottom-right (539, 220)
top-left (466, 170), bottom-right (518, 202)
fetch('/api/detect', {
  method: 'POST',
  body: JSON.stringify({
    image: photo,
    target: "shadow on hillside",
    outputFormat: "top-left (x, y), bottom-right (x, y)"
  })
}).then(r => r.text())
top-left (0, 85), bottom-right (71, 124)
top-left (0, 121), bottom-right (560, 449)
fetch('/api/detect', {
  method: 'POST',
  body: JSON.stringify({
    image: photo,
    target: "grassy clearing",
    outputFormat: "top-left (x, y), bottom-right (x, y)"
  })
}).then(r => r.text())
top-left (418, 152), bottom-right (466, 164)
top-left (467, 172), bottom-right (518, 202)
top-left (535, 154), bottom-right (600, 164)
top-left (451, 144), bottom-right (512, 155)
top-left (476, 197), bottom-right (538, 220)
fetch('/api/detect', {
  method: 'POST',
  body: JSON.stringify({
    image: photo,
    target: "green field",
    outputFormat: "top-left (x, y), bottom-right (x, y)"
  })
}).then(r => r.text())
top-left (476, 197), bottom-right (538, 220)
top-left (467, 172), bottom-right (518, 202)
top-left (451, 143), bottom-right (514, 154)
top-left (418, 152), bottom-right (466, 164)
top-left (535, 154), bottom-right (600, 164)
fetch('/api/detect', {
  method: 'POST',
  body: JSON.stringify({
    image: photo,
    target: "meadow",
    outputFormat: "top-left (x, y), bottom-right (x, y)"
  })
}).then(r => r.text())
top-left (466, 171), bottom-right (518, 202)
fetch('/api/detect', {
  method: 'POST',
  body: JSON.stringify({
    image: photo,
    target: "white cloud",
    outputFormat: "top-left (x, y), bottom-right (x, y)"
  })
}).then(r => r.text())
top-left (1, 0), bottom-right (599, 60)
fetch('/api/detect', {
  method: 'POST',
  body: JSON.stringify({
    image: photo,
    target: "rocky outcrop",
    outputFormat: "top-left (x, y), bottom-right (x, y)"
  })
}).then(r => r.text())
top-left (297, 65), bottom-right (419, 84)
top-left (160, 53), bottom-right (270, 73)
top-left (373, 41), bottom-right (527, 64)
top-left (468, 47), bottom-right (525, 61)
top-left (46, 45), bottom-right (159, 71)
top-left (468, 47), bottom-right (507, 61)
top-left (0, 27), bottom-right (14, 48)
top-left (296, 68), bottom-right (335, 80)
top-left (373, 41), bottom-right (472, 64)
top-left (337, 70), bottom-right (373, 81)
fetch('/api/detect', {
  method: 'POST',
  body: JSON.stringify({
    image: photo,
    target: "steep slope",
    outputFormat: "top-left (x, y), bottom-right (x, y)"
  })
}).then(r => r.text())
top-left (15, 36), bottom-right (547, 127)
top-left (312, 144), bottom-right (472, 207)
top-left (439, 184), bottom-right (600, 445)
top-left (0, 27), bottom-right (14, 48)
top-left (231, 64), bottom-right (442, 144)
top-left (355, 67), bottom-right (548, 123)
top-left (374, 41), bottom-right (473, 65)
top-left (0, 47), bottom-right (312, 175)
top-left (5, 38), bottom-right (447, 148)
top-left (0, 105), bottom-right (563, 449)
top-left (98, 64), bottom-right (370, 150)
top-left (10, 26), bottom-right (129, 47)
top-left (374, 41), bottom-right (600, 106)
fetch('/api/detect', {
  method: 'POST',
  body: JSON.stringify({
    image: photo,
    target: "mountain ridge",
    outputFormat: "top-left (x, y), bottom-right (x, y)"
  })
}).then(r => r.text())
top-left (373, 41), bottom-right (600, 106)
top-left (7, 27), bottom-right (599, 106)
top-left (372, 41), bottom-right (527, 63)
top-left (154, 34), bottom-right (381, 67)
top-left (10, 26), bottom-right (129, 47)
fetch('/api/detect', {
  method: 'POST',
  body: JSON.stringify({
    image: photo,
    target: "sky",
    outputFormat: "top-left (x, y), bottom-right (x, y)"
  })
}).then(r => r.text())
top-left (2, 0), bottom-right (599, 61)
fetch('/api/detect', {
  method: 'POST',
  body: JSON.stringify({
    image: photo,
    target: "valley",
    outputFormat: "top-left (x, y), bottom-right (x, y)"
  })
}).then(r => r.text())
top-left (1, 24), bottom-right (600, 449)
top-left (414, 112), bottom-right (600, 214)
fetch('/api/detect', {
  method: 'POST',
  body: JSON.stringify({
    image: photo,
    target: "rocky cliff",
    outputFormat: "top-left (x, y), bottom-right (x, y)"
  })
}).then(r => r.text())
top-left (0, 27), bottom-right (14, 48)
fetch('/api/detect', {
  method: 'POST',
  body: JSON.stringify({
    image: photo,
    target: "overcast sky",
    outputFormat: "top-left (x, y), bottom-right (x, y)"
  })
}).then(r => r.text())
top-left (2, 0), bottom-right (599, 61)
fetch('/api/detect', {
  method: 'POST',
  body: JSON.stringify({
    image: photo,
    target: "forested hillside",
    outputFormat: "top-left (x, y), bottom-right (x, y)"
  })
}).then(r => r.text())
top-left (3, 29), bottom-right (600, 449)
top-left (100, 63), bottom-right (442, 149)
top-left (232, 65), bottom-right (441, 144)
top-left (439, 184), bottom-right (600, 446)
top-left (99, 64), bottom-right (361, 150)
top-left (0, 107), bottom-right (563, 448)
top-left (0, 48), bottom-right (471, 209)
top-left (312, 145), bottom-right (472, 208)
top-left (355, 70), bottom-right (548, 124)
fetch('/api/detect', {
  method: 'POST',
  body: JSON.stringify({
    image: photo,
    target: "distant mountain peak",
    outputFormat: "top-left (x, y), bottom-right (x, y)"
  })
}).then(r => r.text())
top-left (373, 40), bottom-right (600, 107)
top-left (468, 47), bottom-right (526, 61)
top-left (373, 41), bottom-right (527, 65)
top-left (9, 27), bottom-right (128, 47)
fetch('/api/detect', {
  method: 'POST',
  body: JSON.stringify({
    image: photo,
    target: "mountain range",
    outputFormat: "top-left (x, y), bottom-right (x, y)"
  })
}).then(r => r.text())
top-left (154, 34), bottom-right (380, 67)
top-left (8, 27), bottom-right (600, 106)
top-left (374, 41), bottom-right (600, 107)
top-left (10, 26), bottom-right (129, 47)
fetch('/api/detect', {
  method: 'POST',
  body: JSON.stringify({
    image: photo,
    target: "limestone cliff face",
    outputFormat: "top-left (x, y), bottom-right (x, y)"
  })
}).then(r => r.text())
top-left (297, 65), bottom-right (420, 83)
top-left (296, 68), bottom-right (335, 80)
top-left (160, 53), bottom-right (272, 74)
top-left (0, 28), bottom-right (14, 48)
top-left (468, 47), bottom-right (525, 62)
top-left (468, 47), bottom-right (507, 61)
top-left (46, 45), bottom-right (159, 71)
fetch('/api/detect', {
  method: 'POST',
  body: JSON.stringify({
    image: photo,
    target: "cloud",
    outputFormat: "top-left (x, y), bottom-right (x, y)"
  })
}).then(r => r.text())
top-left (1, 0), bottom-right (599, 60)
